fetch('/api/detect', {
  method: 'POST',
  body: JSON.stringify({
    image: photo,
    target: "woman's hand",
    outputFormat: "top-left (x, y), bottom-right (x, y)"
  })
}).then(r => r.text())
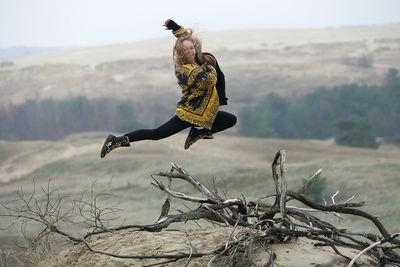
top-left (163, 19), bottom-right (171, 30)
top-left (163, 19), bottom-right (180, 31)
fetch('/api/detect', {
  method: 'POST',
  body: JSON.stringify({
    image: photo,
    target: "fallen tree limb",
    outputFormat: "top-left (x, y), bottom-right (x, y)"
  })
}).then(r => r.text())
top-left (348, 232), bottom-right (400, 267)
top-left (84, 201), bottom-right (250, 239)
top-left (286, 190), bottom-right (400, 245)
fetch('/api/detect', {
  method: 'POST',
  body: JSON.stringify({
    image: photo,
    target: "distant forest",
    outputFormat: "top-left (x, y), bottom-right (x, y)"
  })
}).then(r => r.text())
top-left (240, 68), bottom-right (400, 146)
top-left (0, 98), bottom-right (145, 141)
top-left (0, 69), bottom-right (399, 145)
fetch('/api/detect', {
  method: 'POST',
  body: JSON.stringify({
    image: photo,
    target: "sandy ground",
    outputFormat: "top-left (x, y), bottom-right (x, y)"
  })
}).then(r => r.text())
top-left (1, 134), bottom-right (400, 266)
top-left (53, 227), bottom-right (384, 267)
top-left (0, 140), bottom-right (99, 183)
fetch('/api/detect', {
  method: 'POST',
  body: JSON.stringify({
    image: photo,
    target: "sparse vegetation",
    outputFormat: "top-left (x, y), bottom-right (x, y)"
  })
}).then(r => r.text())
top-left (240, 68), bottom-right (400, 146)
top-left (341, 54), bottom-right (374, 68)
top-left (0, 60), bottom-right (15, 68)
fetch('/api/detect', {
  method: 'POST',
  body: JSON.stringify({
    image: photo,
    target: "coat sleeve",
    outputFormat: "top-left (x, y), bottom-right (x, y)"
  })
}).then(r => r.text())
top-left (172, 26), bottom-right (190, 38)
top-left (202, 53), bottom-right (228, 105)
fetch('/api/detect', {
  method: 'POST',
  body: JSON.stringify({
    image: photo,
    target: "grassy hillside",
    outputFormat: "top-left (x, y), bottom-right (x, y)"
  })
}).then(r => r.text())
top-left (1, 25), bottom-right (399, 127)
top-left (1, 132), bottom-right (399, 252)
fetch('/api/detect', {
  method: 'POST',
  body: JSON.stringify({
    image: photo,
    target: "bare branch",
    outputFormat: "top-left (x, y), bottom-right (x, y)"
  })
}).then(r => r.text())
top-left (286, 190), bottom-right (400, 245)
top-left (348, 233), bottom-right (400, 267)
top-left (296, 168), bottom-right (323, 195)
top-left (184, 231), bottom-right (194, 267)
top-left (151, 175), bottom-right (214, 204)
top-left (279, 150), bottom-right (288, 220)
top-left (157, 162), bottom-right (224, 203)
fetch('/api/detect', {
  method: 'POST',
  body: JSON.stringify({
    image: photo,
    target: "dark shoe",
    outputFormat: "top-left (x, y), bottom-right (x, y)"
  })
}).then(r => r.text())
top-left (100, 135), bottom-right (130, 158)
top-left (184, 128), bottom-right (213, 150)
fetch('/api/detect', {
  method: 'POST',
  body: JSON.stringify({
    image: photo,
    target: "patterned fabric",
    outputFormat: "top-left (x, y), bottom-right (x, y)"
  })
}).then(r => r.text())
top-left (172, 26), bottom-right (190, 38)
top-left (175, 63), bottom-right (220, 130)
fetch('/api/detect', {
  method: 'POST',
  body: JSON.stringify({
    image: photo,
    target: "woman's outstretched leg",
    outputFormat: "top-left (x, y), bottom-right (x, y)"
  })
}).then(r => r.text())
top-left (100, 116), bottom-right (191, 158)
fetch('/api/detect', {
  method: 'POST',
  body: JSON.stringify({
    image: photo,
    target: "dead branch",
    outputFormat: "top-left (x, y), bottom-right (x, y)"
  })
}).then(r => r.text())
top-left (286, 190), bottom-right (399, 245)
top-left (348, 233), bottom-right (400, 267)
top-left (296, 168), bottom-right (323, 195)
top-left (184, 231), bottom-right (194, 267)
top-left (278, 150), bottom-right (288, 219)
top-left (151, 175), bottom-right (214, 204)
top-left (264, 252), bottom-right (276, 267)
top-left (85, 201), bottom-right (251, 239)
top-left (158, 162), bottom-right (224, 203)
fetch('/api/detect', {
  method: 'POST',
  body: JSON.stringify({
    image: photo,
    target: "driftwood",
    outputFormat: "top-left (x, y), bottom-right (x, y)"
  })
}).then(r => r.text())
top-left (1, 150), bottom-right (400, 266)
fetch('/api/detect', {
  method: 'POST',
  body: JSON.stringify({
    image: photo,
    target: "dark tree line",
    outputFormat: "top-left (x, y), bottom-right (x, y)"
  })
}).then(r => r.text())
top-left (239, 68), bottom-right (400, 148)
top-left (0, 97), bottom-right (145, 141)
top-left (1, 69), bottom-right (399, 145)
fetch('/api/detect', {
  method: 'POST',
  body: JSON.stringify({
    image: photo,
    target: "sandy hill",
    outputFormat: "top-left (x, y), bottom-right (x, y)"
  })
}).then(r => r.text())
top-left (1, 133), bottom-right (400, 265)
top-left (1, 132), bottom-right (399, 231)
top-left (54, 227), bottom-right (385, 266)
top-left (8, 24), bottom-right (400, 67)
top-left (1, 24), bottom-right (400, 126)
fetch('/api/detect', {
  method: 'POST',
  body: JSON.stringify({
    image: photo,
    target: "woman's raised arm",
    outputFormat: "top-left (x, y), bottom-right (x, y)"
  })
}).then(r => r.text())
top-left (163, 19), bottom-right (189, 38)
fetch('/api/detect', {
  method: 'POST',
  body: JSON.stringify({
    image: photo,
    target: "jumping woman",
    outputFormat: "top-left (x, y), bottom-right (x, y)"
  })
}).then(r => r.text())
top-left (100, 19), bottom-right (237, 158)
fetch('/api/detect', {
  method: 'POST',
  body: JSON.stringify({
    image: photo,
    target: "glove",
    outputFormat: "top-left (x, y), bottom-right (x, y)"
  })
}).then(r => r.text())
top-left (165, 19), bottom-right (180, 31)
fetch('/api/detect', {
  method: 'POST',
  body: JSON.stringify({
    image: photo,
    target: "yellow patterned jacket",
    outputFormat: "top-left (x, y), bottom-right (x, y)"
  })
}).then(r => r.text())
top-left (175, 63), bottom-right (219, 130)
top-left (172, 26), bottom-right (220, 130)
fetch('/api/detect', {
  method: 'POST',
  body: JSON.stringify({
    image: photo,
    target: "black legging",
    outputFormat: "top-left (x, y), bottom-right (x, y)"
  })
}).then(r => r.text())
top-left (125, 111), bottom-right (237, 142)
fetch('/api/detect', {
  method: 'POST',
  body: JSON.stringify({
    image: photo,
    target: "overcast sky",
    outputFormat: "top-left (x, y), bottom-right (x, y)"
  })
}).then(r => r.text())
top-left (1, 0), bottom-right (399, 48)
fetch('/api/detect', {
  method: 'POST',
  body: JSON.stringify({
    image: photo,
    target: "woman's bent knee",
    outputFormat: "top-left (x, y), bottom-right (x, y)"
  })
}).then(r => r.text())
top-left (230, 114), bottom-right (237, 127)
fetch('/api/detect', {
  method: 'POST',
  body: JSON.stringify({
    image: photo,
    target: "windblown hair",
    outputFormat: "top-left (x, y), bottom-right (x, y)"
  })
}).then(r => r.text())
top-left (173, 29), bottom-right (216, 67)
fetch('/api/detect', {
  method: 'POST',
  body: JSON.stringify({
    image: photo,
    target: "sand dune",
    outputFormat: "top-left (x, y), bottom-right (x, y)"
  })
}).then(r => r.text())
top-left (9, 24), bottom-right (400, 68)
top-left (1, 133), bottom-right (400, 265)
top-left (55, 227), bottom-right (385, 266)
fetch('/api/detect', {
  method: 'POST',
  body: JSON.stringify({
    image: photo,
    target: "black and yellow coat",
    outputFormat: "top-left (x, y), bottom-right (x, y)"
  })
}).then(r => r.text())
top-left (172, 26), bottom-right (226, 130)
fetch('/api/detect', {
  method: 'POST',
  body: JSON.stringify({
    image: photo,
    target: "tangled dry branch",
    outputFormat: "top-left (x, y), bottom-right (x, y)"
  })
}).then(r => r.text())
top-left (1, 150), bottom-right (399, 266)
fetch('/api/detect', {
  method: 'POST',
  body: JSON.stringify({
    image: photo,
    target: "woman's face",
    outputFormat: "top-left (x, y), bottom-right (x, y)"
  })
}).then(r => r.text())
top-left (182, 40), bottom-right (196, 64)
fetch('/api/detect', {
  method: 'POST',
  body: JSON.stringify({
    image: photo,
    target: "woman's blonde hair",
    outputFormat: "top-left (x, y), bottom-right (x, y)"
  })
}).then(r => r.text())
top-left (173, 29), bottom-right (216, 67)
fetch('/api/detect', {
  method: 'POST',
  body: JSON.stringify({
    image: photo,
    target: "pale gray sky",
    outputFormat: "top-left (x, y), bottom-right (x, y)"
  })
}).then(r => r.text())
top-left (1, 0), bottom-right (399, 48)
